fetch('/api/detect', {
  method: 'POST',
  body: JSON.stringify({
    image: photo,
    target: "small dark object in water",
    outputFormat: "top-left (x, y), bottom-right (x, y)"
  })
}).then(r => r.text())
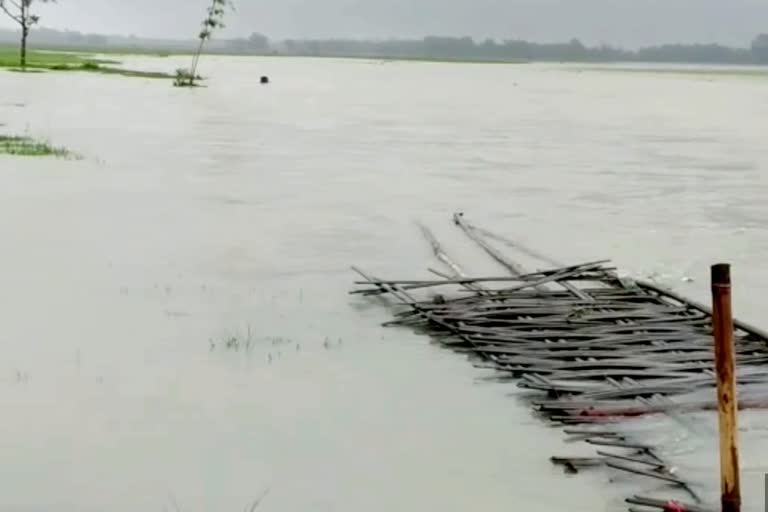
top-left (260, 76), bottom-right (270, 84)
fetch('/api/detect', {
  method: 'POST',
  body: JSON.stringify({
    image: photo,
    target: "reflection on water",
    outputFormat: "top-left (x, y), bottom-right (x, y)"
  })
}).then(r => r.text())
top-left (1, 57), bottom-right (767, 511)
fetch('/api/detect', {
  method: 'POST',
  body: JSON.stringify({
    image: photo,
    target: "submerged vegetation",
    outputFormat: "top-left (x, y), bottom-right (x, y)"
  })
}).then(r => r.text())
top-left (209, 331), bottom-right (296, 353)
top-left (0, 46), bottom-right (173, 78)
top-left (0, 134), bottom-right (74, 157)
top-left (173, 67), bottom-right (202, 87)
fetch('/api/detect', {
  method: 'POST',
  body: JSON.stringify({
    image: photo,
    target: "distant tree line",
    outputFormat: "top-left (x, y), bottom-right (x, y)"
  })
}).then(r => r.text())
top-left (0, 26), bottom-right (110, 47)
top-left (3, 26), bottom-right (768, 65)
top-left (275, 35), bottom-right (768, 64)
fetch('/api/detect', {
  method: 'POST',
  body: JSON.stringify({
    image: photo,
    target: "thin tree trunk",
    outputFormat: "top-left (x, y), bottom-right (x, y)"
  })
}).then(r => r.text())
top-left (20, 27), bottom-right (28, 68)
top-left (187, 0), bottom-right (219, 85)
top-left (19, 1), bottom-right (28, 69)
top-left (189, 37), bottom-right (206, 85)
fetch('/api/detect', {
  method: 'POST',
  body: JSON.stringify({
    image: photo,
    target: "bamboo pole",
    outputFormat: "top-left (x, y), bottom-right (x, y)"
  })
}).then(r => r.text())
top-left (710, 263), bottom-right (741, 512)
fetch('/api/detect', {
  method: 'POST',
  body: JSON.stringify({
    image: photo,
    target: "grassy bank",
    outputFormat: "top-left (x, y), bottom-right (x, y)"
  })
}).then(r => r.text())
top-left (0, 46), bottom-right (173, 79)
top-left (17, 45), bottom-right (185, 57)
top-left (0, 135), bottom-right (74, 158)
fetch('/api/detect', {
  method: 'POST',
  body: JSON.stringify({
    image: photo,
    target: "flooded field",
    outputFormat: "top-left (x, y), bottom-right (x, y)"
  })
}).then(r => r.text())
top-left (1, 56), bottom-right (768, 511)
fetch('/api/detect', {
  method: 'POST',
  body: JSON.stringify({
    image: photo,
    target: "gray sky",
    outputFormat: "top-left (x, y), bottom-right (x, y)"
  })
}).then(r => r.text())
top-left (2, 0), bottom-right (767, 48)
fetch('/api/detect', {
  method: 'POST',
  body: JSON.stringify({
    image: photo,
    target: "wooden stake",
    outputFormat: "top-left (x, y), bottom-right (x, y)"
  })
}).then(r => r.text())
top-left (711, 263), bottom-right (741, 512)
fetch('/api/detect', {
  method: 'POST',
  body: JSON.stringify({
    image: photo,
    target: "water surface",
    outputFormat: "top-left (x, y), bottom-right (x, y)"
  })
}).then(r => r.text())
top-left (1, 57), bottom-right (768, 511)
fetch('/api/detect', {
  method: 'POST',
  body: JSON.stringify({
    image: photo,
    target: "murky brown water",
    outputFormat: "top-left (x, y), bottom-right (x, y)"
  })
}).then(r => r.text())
top-left (1, 57), bottom-right (768, 511)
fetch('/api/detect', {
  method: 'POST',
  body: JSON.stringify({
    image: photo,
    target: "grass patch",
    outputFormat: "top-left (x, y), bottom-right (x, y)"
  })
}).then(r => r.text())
top-left (0, 135), bottom-right (74, 158)
top-left (0, 46), bottom-right (173, 79)
top-left (0, 46), bottom-right (112, 66)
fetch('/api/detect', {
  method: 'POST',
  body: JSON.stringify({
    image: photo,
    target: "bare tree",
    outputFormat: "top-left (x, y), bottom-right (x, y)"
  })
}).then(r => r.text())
top-left (0, 0), bottom-right (56, 68)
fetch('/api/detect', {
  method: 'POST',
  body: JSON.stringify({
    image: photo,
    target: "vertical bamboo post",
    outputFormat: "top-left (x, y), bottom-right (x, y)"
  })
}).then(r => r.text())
top-left (711, 263), bottom-right (741, 512)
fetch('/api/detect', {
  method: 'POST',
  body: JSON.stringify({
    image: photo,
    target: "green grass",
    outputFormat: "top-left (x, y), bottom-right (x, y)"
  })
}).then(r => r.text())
top-left (0, 46), bottom-right (173, 79)
top-left (31, 45), bottom-right (183, 57)
top-left (0, 47), bottom-right (111, 66)
top-left (0, 135), bottom-right (74, 158)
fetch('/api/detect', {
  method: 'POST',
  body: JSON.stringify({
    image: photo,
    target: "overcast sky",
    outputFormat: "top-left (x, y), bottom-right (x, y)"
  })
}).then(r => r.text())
top-left (1, 0), bottom-right (767, 48)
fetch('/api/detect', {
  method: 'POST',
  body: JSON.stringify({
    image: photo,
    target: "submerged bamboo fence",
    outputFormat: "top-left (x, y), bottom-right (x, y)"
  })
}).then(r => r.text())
top-left (351, 213), bottom-right (765, 512)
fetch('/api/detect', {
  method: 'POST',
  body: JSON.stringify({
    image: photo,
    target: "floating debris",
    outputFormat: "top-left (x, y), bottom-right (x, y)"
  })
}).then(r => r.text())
top-left (351, 212), bottom-right (768, 511)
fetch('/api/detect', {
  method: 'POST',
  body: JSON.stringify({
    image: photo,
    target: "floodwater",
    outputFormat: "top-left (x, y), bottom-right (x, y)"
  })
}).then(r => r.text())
top-left (1, 57), bottom-right (768, 511)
